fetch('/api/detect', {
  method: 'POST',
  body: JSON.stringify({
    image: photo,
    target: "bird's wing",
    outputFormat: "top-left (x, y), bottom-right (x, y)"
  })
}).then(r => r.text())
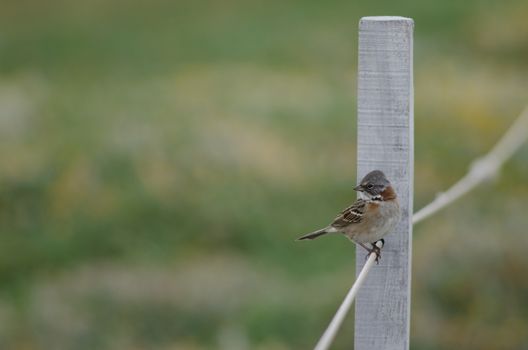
top-left (330, 199), bottom-right (367, 228)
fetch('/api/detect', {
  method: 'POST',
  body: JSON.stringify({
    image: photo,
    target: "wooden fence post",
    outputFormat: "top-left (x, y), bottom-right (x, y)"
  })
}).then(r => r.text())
top-left (355, 17), bottom-right (414, 350)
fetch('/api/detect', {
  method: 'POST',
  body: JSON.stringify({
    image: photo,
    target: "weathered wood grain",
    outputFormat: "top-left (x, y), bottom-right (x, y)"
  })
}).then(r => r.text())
top-left (355, 16), bottom-right (414, 350)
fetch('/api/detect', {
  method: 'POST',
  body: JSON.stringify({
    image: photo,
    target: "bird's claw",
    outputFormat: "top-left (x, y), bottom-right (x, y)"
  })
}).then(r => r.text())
top-left (365, 239), bottom-right (384, 264)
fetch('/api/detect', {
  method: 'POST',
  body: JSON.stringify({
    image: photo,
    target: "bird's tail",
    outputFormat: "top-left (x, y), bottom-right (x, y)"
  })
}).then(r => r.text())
top-left (297, 228), bottom-right (332, 241)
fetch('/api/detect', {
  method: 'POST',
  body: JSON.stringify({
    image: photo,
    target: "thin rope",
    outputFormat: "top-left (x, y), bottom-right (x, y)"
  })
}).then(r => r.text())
top-left (313, 106), bottom-right (528, 350)
top-left (413, 105), bottom-right (528, 224)
top-left (314, 242), bottom-right (381, 350)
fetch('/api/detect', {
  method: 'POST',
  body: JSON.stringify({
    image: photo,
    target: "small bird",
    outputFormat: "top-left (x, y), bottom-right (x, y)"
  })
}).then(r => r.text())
top-left (297, 170), bottom-right (400, 261)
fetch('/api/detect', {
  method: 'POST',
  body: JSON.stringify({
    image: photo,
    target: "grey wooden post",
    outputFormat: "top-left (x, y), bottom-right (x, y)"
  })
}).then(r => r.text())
top-left (355, 17), bottom-right (414, 350)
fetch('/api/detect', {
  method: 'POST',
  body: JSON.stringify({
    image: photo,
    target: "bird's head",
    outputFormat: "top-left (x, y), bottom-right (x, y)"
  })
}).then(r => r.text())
top-left (354, 170), bottom-right (392, 199)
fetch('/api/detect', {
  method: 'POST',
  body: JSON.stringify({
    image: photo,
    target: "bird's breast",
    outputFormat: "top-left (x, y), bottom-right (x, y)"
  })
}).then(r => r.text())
top-left (345, 200), bottom-right (400, 244)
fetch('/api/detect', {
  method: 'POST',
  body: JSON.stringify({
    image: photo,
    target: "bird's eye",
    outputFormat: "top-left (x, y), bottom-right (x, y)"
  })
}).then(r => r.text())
top-left (367, 184), bottom-right (374, 189)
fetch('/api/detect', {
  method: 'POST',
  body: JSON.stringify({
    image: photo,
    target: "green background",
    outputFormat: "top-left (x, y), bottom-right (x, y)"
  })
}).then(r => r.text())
top-left (0, 0), bottom-right (527, 349)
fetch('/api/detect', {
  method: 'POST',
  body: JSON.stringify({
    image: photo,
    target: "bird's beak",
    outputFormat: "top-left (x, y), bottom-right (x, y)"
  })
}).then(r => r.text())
top-left (354, 185), bottom-right (362, 192)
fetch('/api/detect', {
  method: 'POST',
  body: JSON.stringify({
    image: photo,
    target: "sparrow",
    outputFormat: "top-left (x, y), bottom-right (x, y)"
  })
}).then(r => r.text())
top-left (297, 170), bottom-right (400, 262)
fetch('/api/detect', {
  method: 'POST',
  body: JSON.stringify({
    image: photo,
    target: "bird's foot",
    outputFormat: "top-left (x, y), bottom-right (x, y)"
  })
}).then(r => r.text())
top-left (366, 239), bottom-right (384, 264)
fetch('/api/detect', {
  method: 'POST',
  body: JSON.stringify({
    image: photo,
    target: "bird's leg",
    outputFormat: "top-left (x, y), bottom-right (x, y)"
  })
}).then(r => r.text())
top-left (368, 239), bottom-right (384, 264)
top-left (357, 242), bottom-right (371, 253)
top-left (357, 242), bottom-right (376, 261)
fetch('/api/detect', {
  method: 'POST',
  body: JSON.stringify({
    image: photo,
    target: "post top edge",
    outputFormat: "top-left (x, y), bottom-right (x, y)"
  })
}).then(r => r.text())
top-left (360, 16), bottom-right (414, 23)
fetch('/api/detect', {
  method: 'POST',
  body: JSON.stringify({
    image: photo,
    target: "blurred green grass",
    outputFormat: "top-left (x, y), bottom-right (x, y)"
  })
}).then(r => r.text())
top-left (0, 0), bottom-right (527, 349)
